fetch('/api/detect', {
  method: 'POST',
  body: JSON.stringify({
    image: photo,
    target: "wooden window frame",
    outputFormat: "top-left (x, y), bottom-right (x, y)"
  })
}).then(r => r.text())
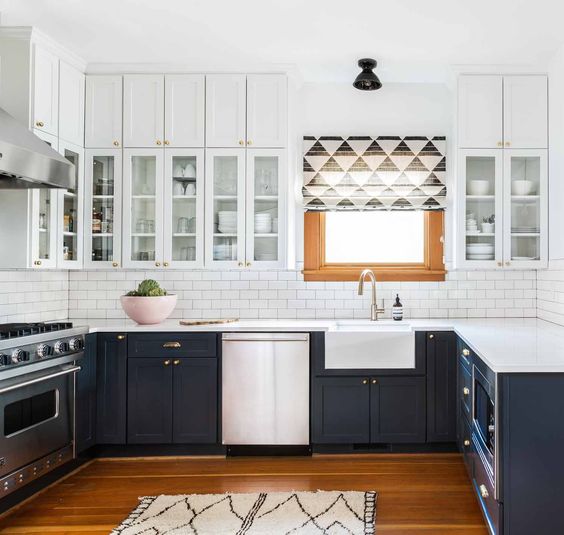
top-left (303, 211), bottom-right (446, 282)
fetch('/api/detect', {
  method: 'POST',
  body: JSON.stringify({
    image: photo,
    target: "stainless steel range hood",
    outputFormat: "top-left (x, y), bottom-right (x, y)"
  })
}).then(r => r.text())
top-left (0, 107), bottom-right (74, 189)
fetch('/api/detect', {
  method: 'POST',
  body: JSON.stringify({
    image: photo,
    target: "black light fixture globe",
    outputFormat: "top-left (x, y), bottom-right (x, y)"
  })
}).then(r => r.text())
top-left (353, 58), bottom-right (382, 91)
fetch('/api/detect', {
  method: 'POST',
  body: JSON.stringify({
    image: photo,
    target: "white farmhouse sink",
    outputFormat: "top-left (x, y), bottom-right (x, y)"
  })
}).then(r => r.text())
top-left (325, 322), bottom-right (415, 369)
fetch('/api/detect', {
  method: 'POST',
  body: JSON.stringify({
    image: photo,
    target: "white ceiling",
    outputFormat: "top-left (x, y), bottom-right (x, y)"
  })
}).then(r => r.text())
top-left (1, 0), bottom-right (562, 82)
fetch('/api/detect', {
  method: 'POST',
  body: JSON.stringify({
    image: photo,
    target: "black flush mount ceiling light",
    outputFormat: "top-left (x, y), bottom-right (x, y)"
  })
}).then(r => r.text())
top-left (353, 58), bottom-right (382, 91)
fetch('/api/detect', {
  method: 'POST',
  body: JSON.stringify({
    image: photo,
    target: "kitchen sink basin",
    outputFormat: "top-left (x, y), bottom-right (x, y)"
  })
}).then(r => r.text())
top-left (325, 322), bottom-right (415, 369)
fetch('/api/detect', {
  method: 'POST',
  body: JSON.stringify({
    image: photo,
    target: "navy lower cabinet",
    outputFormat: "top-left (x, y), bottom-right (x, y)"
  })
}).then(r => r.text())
top-left (96, 333), bottom-right (127, 444)
top-left (75, 333), bottom-right (97, 453)
top-left (127, 358), bottom-right (173, 444)
top-left (312, 377), bottom-right (370, 443)
top-left (370, 377), bottom-right (426, 443)
top-left (426, 332), bottom-right (457, 442)
top-left (172, 359), bottom-right (217, 444)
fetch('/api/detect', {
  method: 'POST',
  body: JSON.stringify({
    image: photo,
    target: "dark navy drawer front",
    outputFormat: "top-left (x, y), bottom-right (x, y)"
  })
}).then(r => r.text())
top-left (459, 362), bottom-right (472, 420)
top-left (473, 443), bottom-right (502, 535)
top-left (459, 414), bottom-right (473, 480)
top-left (128, 333), bottom-right (218, 358)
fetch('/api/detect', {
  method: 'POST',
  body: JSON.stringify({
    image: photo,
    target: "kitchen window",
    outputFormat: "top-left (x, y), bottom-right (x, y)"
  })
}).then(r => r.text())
top-left (303, 211), bottom-right (445, 281)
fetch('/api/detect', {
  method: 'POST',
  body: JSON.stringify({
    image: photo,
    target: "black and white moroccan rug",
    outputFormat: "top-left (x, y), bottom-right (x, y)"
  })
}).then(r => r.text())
top-left (112, 490), bottom-right (377, 534)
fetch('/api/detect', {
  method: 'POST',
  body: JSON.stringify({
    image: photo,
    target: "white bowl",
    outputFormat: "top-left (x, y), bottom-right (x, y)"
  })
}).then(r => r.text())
top-left (120, 294), bottom-right (177, 325)
top-left (512, 180), bottom-right (534, 195)
top-left (468, 180), bottom-right (490, 196)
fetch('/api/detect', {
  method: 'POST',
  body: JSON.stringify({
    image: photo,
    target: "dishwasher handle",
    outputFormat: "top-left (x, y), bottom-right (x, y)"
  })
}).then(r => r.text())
top-left (222, 332), bottom-right (309, 342)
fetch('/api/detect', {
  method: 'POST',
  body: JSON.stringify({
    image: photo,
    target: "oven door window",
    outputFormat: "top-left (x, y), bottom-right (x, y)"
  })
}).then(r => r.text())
top-left (4, 389), bottom-right (58, 437)
top-left (474, 380), bottom-right (494, 452)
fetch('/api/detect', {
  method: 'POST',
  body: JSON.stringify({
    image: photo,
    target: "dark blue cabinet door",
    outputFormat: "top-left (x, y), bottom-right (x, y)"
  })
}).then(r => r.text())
top-left (312, 377), bottom-right (370, 444)
top-left (172, 358), bottom-right (217, 444)
top-left (127, 358), bottom-right (173, 444)
top-left (96, 333), bottom-right (127, 444)
top-left (370, 377), bottom-right (426, 443)
top-left (426, 332), bottom-right (457, 442)
top-left (76, 333), bottom-right (97, 453)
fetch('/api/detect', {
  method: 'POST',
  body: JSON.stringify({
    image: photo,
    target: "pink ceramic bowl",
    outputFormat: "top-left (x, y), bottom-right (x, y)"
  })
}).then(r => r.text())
top-left (120, 294), bottom-right (177, 325)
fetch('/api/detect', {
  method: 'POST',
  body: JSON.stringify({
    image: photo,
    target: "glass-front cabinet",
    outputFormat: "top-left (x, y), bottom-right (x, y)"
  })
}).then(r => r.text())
top-left (84, 149), bottom-right (122, 268)
top-left (30, 189), bottom-right (58, 268)
top-left (57, 141), bottom-right (84, 268)
top-left (163, 149), bottom-right (204, 268)
top-left (458, 149), bottom-right (547, 268)
top-left (123, 149), bottom-right (164, 268)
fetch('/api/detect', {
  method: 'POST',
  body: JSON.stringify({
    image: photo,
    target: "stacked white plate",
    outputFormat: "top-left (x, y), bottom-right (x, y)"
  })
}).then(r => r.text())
top-left (511, 227), bottom-right (540, 233)
top-left (256, 253), bottom-right (277, 261)
top-left (466, 243), bottom-right (495, 260)
top-left (218, 211), bottom-right (237, 234)
top-left (213, 243), bottom-right (235, 260)
top-left (255, 213), bottom-right (272, 233)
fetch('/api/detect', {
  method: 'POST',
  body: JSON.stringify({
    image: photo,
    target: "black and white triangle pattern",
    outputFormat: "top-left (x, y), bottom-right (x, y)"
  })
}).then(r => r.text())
top-left (303, 136), bottom-right (446, 211)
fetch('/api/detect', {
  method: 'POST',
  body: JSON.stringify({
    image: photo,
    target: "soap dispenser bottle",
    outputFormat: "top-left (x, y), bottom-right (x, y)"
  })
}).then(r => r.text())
top-left (392, 294), bottom-right (403, 321)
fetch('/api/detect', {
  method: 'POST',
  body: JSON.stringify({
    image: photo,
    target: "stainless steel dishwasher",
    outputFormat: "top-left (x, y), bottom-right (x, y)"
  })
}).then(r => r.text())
top-left (222, 333), bottom-right (310, 446)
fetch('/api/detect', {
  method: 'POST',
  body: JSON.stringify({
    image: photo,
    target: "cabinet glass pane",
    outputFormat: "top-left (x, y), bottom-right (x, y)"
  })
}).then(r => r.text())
top-left (38, 190), bottom-right (52, 260)
top-left (509, 156), bottom-right (540, 261)
top-left (131, 156), bottom-right (156, 261)
top-left (171, 155), bottom-right (198, 262)
top-left (253, 156), bottom-right (279, 261)
top-left (61, 149), bottom-right (79, 262)
top-left (464, 156), bottom-right (496, 262)
top-left (91, 156), bottom-right (115, 262)
top-left (213, 156), bottom-right (238, 261)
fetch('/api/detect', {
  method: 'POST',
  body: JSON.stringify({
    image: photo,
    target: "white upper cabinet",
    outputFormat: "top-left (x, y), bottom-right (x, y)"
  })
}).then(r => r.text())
top-left (246, 75), bottom-right (287, 147)
top-left (123, 75), bottom-right (165, 148)
top-left (32, 45), bottom-right (59, 136)
top-left (206, 74), bottom-right (246, 148)
top-left (164, 74), bottom-right (205, 147)
top-left (85, 75), bottom-right (123, 148)
top-left (503, 76), bottom-right (548, 149)
top-left (458, 75), bottom-right (503, 149)
top-left (58, 61), bottom-right (85, 146)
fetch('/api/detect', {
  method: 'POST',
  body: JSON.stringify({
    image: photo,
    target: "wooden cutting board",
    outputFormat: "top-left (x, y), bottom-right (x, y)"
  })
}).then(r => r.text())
top-left (179, 318), bottom-right (239, 326)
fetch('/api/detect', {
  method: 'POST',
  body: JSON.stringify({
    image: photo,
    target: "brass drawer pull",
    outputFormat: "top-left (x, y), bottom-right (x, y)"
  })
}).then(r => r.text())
top-left (463, 387), bottom-right (470, 396)
top-left (462, 348), bottom-right (470, 356)
top-left (163, 342), bottom-right (181, 349)
top-left (173, 359), bottom-right (180, 365)
top-left (371, 379), bottom-right (377, 384)
top-left (362, 379), bottom-right (368, 385)
top-left (117, 334), bottom-right (126, 341)
top-left (164, 359), bottom-right (171, 366)
top-left (464, 439), bottom-right (470, 447)
top-left (479, 484), bottom-right (489, 499)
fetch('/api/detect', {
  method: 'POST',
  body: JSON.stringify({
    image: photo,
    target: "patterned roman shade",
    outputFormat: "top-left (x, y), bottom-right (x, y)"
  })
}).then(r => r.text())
top-left (303, 136), bottom-right (446, 210)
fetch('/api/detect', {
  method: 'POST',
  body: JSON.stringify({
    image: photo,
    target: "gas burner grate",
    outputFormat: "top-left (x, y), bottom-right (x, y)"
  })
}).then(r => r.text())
top-left (0, 322), bottom-right (73, 340)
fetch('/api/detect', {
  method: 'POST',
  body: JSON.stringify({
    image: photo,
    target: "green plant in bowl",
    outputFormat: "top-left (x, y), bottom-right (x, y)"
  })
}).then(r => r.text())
top-left (126, 279), bottom-right (168, 297)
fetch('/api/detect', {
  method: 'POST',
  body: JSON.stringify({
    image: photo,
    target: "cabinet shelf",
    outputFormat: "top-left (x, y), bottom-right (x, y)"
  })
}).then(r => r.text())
top-left (131, 194), bottom-right (156, 199)
top-left (255, 195), bottom-right (279, 201)
top-left (131, 233), bottom-right (156, 237)
top-left (173, 233), bottom-right (196, 237)
top-left (63, 231), bottom-right (77, 236)
top-left (38, 227), bottom-right (48, 233)
top-left (214, 233), bottom-right (237, 237)
top-left (92, 195), bottom-right (114, 199)
top-left (173, 195), bottom-right (197, 200)
top-left (254, 233), bottom-right (278, 238)
top-left (511, 233), bottom-right (540, 237)
top-left (511, 195), bottom-right (540, 202)
top-left (466, 232), bottom-right (495, 237)
top-left (92, 233), bottom-right (113, 238)
top-left (466, 195), bottom-right (495, 200)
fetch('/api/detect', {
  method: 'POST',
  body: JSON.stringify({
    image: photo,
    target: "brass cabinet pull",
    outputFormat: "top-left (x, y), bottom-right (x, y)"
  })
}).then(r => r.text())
top-left (247, 140), bottom-right (252, 145)
top-left (112, 262), bottom-right (119, 268)
top-left (462, 348), bottom-right (470, 356)
top-left (463, 387), bottom-right (470, 396)
top-left (497, 261), bottom-right (502, 267)
top-left (371, 379), bottom-right (377, 384)
top-left (156, 140), bottom-right (162, 146)
top-left (163, 342), bottom-right (181, 349)
top-left (505, 141), bottom-right (511, 147)
top-left (246, 262), bottom-right (251, 267)
top-left (163, 262), bottom-right (169, 267)
top-left (464, 439), bottom-right (471, 447)
top-left (164, 359), bottom-right (171, 366)
top-left (429, 334), bottom-right (434, 339)
top-left (238, 140), bottom-right (244, 146)
top-left (173, 359), bottom-right (180, 365)
top-left (34, 260), bottom-right (42, 266)
top-left (35, 121), bottom-right (44, 127)
top-left (496, 141), bottom-right (502, 147)
top-left (505, 261), bottom-right (510, 266)
top-left (155, 262), bottom-right (161, 267)
top-left (164, 140), bottom-right (170, 145)
top-left (117, 334), bottom-right (126, 341)
top-left (113, 140), bottom-right (120, 147)
top-left (362, 379), bottom-right (368, 385)
top-left (238, 262), bottom-right (243, 267)
top-left (479, 484), bottom-right (489, 499)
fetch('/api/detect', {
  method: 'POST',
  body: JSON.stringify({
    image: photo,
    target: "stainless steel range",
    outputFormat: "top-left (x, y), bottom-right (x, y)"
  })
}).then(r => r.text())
top-left (0, 322), bottom-right (88, 498)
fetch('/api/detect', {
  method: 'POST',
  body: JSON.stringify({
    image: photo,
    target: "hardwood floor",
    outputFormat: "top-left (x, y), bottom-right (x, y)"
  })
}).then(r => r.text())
top-left (0, 454), bottom-right (487, 534)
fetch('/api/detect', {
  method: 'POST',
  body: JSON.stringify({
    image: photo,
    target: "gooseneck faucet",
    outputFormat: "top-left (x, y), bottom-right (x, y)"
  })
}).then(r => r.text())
top-left (358, 269), bottom-right (385, 321)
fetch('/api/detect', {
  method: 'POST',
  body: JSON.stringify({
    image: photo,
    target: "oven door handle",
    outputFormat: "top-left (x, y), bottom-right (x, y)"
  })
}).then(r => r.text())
top-left (0, 366), bottom-right (81, 395)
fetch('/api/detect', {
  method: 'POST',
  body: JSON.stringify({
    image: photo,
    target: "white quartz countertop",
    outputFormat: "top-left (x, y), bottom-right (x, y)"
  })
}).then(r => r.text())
top-left (77, 318), bottom-right (564, 374)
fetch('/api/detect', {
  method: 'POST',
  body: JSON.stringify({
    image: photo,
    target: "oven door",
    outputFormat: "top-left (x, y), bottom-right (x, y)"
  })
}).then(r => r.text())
top-left (0, 365), bottom-right (79, 478)
top-left (472, 365), bottom-right (495, 486)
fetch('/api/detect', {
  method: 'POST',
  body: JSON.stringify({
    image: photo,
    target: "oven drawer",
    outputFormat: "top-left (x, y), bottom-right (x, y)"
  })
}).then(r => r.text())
top-left (128, 333), bottom-right (217, 358)
top-left (458, 414), bottom-right (473, 479)
top-left (459, 362), bottom-right (472, 420)
top-left (473, 444), bottom-right (502, 535)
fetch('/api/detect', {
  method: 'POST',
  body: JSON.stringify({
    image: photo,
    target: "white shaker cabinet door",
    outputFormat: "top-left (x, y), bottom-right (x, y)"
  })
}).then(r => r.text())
top-left (32, 45), bottom-right (59, 136)
top-left (458, 75), bottom-right (503, 149)
top-left (164, 74), bottom-right (205, 147)
top-left (205, 74), bottom-right (246, 148)
top-left (123, 75), bottom-right (165, 148)
top-left (85, 75), bottom-right (123, 148)
top-left (503, 76), bottom-right (547, 149)
top-left (246, 75), bottom-right (287, 148)
top-left (59, 61), bottom-right (85, 146)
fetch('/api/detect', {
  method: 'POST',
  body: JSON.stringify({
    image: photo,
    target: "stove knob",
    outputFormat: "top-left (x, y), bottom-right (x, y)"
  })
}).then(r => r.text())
top-left (11, 349), bottom-right (25, 363)
top-left (36, 344), bottom-right (51, 358)
top-left (68, 338), bottom-right (83, 351)
top-left (53, 341), bottom-right (68, 354)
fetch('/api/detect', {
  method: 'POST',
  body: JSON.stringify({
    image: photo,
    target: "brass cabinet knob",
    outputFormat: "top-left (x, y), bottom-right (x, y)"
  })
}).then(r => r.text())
top-left (505, 261), bottom-right (510, 266)
top-left (238, 140), bottom-right (244, 146)
top-left (246, 262), bottom-right (251, 267)
top-left (112, 262), bottom-right (119, 268)
top-left (155, 262), bottom-right (161, 267)
top-left (117, 334), bottom-right (126, 341)
top-left (429, 334), bottom-right (434, 339)
top-left (164, 140), bottom-right (170, 145)
top-left (371, 379), bottom-right (377, 384)
top-left (464, 439), bottom-right (471, 447)
top-left (505, 141), bottom-right (511, 147)
top-left (247, 140), bottom-right (252, 145)
top-left (163, 342), bottom-right (181, 349)
top-left (163, 262), bottom-right (169, 267)
top-left (479, 484), bottom-right (489, 499)
top-left (35, 121), bottom-right (44, 127)
top-left (164, 359), bottom-right (171, 366)
top-left (238, 262), bottom-right (243, 267)
top-left (113, 140), bottom-right (120, 147)
top-left (173, 359), bottom-right (180, 366)
top-left (463, 387), bottom-right (470, 396)
top-left (462, 349), bottom-right (470, 356)
top-left (497, 261), bottom-right (502, 267)
top-left (497, 141), bottom-right (502, 147)
top-left (156, 140), bottom-right (162, 146)
top-left (362, 379), bottom-right (368, 385)
top-left (34, 260), bottom-right (42, 266)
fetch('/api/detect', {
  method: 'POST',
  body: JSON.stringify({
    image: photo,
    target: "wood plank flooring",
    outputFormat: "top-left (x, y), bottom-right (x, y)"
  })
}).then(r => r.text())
top-left (0, 454), bottom-right (487, 534)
